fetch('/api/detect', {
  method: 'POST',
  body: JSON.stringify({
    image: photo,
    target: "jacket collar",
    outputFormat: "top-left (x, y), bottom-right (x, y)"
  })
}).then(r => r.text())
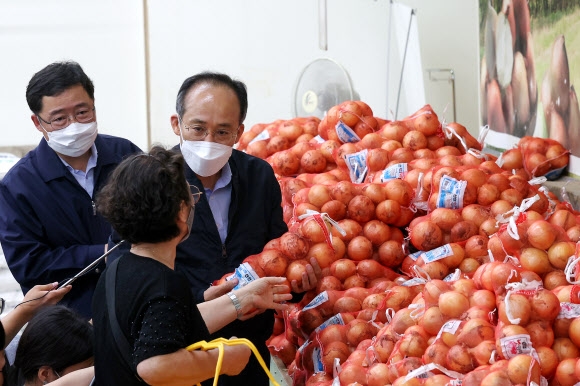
top-left (36, 134), bottom-right (114, 183)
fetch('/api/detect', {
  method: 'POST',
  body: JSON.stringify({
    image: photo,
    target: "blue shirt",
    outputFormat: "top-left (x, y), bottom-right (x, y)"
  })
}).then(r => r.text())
top-left (204, 162), bottom-right (232, 243)
top-left (59, 143), bottom-right (98, 197)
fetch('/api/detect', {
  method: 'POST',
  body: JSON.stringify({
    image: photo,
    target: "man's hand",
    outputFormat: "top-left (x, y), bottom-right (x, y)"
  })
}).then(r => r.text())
top-left (204, 279), bottom-right (238, 301)
top-left (291, 257), bottom-right (323, 293)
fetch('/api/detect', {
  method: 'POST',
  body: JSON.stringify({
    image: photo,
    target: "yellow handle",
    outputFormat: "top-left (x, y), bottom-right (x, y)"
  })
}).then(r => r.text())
top-left (186, 337), bottom-right (280, 386)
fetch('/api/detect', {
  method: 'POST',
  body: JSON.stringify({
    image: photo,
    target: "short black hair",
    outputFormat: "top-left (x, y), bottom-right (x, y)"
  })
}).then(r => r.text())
top-left (14, 305), bottom-right (93, 382)
top-left (26, 61), bottom-right (95, 114)
top-left (96, 146), bottom-right (191, 244)
top-left (175, 72), bottom-right (248, 124)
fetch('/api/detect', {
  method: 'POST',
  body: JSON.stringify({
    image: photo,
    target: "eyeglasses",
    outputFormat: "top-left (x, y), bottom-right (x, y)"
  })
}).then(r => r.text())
top-left (37, 107), bottom-right (96, 130)
top-left (181, 123), bottom-right (238, 143)
top-left (189, 184), bottom-right (202, 205)
top-left (0, 297), bottom-right (4, 315)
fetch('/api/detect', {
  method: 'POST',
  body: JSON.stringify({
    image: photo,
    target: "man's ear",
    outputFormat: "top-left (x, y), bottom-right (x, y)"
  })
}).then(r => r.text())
top-left (171, 114), bottom-right (181, 138)
top-left (31, 115), bottom-right (49, 140)
top-left (235, 124), bottom-right (245, 144)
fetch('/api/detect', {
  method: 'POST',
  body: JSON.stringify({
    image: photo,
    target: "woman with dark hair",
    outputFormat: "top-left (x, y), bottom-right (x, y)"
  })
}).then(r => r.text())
top-left (91, 146), bottom-right (290, 385)
top-left (13, 305), bottom-right (93, 385)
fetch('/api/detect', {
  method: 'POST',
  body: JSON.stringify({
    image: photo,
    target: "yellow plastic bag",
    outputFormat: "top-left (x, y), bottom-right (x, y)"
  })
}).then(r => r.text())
top-left (186, 337), bottom-right (280, 386)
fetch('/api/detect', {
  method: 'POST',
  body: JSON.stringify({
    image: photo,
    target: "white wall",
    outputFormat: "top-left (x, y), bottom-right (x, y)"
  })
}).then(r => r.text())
top-left (0, 0), bottom-right (148, 149)
top-left (0, 0), bottom-right (481, 152)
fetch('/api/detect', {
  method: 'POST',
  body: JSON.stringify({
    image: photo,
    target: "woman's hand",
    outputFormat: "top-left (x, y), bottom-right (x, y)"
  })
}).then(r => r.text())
top-left (234, 277), bottom-right (291, 320)
top-left (16, 283), bottom-right (71, 319)
top-left (204, 278), bottom-right (238, 301)
top-left (220, 337), bottom-right (251, 376)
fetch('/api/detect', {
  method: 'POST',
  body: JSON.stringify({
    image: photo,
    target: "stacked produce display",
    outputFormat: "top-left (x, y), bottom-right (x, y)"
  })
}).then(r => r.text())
top-left (229, 101), bottom-right (579, 385)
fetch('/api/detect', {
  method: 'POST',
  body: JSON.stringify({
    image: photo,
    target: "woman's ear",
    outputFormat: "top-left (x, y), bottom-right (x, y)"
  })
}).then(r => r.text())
top-left (37, 366), bottom-right (52, 384)
top-left (177, 201), bottom-right (190, 224)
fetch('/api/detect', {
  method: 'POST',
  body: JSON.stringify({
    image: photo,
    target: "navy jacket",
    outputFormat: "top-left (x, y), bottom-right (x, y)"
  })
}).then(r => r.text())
top-left (0, 135), bottom-right (141, 319)
top-left (174, 147), bottom-right (288, 386)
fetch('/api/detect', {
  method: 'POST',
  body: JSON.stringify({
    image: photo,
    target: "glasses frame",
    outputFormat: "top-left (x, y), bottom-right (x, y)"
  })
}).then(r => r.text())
top-left (178, 117), bottom-right (239, 143)
top-left (0, 297), bottom-right (4, 315)
top-left (189, 184), bottom-right (203, 205)
top-left (37, 106), bottom-right (96, 130)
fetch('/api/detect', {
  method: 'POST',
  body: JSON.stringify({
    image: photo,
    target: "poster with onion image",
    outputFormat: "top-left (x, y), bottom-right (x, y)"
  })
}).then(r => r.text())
top-left (479, 0), bottom-right (580, 176)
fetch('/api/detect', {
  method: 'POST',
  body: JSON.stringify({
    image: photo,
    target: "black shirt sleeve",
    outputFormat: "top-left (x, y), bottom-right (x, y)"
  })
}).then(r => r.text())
top-left (131, 296), bottom-right (192, 369)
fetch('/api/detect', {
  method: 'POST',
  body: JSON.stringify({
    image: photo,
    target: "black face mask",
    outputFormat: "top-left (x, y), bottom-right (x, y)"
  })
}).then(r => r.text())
top-left (180, 205), bottom-right (195, 243)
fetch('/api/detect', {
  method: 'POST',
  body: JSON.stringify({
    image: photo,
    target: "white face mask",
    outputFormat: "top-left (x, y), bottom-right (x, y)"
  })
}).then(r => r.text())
top-left (179, 128), bottom-right (233, 177)
top-left (41, 121), bottom-right (98, 157)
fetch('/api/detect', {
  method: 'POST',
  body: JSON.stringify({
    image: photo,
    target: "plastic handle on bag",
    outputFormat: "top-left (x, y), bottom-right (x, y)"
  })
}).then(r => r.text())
top-left (186, 337), bottom-right (280, 386)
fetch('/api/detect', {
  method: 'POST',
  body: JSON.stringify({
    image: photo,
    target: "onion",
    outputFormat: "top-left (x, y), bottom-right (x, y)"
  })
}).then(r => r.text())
top-left (338, 362), bottom-right (368, 386)
top-left (347, 195), bottom-right (376, 223)
top-left (487, 173), bottom-right (511, 192)
top-left (553, 337), bottom-right (580, 361)
top-left (422, 340), bottom-right (449, 367)
top-left (549, 209), bottom-right (578, 230)
top-left (316, 276), bottom-right (343, 292)
top-left (507, 354), bottom-right (541, 385)
top-left (527, 220), bottom-right (557, 250)
top-left (554, 358), bottom-right (580, 386)
top-left (258, 250), bottom-right (288, 277)
top-left (469, 289), bottom-right (497, 310)
top-left (439, 291), bottom-right (470, 318)
top-left (346, 319), bottom-right (379, 347)
top-left (377, 240), bottom-right (405, 268)
top-left (363, 220), bottom-right (391, 246)
top-left (519, 247), bottom-right (552, 275)
top-left (430, 208), bottom-right (463, 232)
top-left (268, 334), bottom-right (297, 367)
top-left (548, 241), bottom-right (576, 270)
top-left (536, 346), bottom-right (559, 379)
top-left (347, 236), bottom-right (374, 261)
top-left (330, 259), bottom-right (356, 281)
top-left (459, 258), bottom-right (481, 277)
top-left (490, 199), bottom-right (513, 218)
top-left (286, 259), bottom-right (309, 284)
top-left (280, 232), bottom-right (309, 261)
top-left (398, 331), bottom-right (428, 358)
top-left (569, 317), bottom-right (580, 348)
top-left (477, 183), bottom-right (501, 206)
top-left (375, 199), bottom-right (402, 225)
top-left (367, 363), bottom-right (390, 386)
top-left (498, 293), bottom-right (531, 325)
top-left (480, 370), bottom-right (511, 385)
top-left (420, 306), bottom-right (447, 336)
top-left (446, 344), bottom-right (475, 373)
top-left (465, 235), bottom-right (489, 259)
top-left (306, 243), bottom-right (337, 269)
top-left (450, 220), bottom-right (479, 243)
top-left (544, 270), bottom-right (569, 290)
top-left (470, 340), bottom-right (497, 366)
top-left (457, 318), bottom-right (495, 348)
top-left (410, 220), bottom-right (443, 251)
top-left (333, 296), bottom-right (362, 314)
top-left (343, 274), bottom-right (367, 289)
top-left (530, 288), bottom-right (560, 322)
top-left (320, 200), bottom-right (347, 221)
top-left (462, 204), bottom-right (492, 228)
top-left (343, 287), bottom-right (370, 302)
top-left (308, 184), bottom-right (332, 208)
top-left (527, 320), bottom-right (554, 348)
top-left (333, 219), bottom-right (362, 242)
top-left (360, 132), bottom-right (384, 150)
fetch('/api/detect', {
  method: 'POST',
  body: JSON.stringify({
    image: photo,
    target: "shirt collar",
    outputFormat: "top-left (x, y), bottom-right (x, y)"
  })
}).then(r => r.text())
top-left (205, 162), bottom-right (232, 194)
top-left (59, 143), bottom-right (98, 172)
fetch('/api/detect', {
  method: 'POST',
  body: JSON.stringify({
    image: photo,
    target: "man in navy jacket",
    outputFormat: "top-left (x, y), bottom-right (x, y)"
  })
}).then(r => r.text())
top-left (169, 72), bottom-right (321, 386)
top-left (0, 61), bottom-right (141, 319)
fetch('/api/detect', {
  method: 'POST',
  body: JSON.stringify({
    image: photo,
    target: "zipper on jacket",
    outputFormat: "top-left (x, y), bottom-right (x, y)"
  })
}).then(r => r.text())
top-left (221, 244), bottom-right (227, 259)
top-left (92, 201), bottom-right (96, 215)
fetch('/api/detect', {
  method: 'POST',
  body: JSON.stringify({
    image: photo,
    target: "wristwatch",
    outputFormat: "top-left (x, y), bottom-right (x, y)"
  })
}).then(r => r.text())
top-left (227, 292), bottom-right (243, 319)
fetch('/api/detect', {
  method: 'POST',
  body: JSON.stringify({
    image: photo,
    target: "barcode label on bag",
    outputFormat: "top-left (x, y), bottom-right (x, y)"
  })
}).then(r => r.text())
top-left (437, 175), bottom-right (467, 209)
top-left (227, 263), bottom-right (260, 290)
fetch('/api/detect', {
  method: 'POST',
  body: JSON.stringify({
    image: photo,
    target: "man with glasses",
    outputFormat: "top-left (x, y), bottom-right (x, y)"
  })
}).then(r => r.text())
top-left (169, 72), bottom-right (322, 386)
top-left (0, 61), bottom-right (141, 319)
